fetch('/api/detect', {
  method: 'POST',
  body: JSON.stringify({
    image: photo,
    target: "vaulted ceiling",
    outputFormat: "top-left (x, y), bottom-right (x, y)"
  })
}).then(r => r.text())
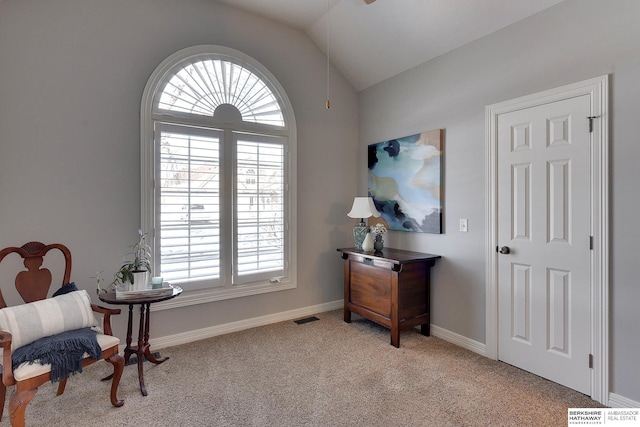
top-left (216, 0), bottom-right (565, 91)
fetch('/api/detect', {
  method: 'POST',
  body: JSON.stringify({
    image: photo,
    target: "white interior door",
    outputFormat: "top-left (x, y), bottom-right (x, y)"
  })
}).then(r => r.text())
top-left (496, 94), bottom-right (592, 394)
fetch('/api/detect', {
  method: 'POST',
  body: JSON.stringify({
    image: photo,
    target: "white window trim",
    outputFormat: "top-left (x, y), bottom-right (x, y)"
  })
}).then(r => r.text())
top-left (141, 45), bottom-right (297, 310)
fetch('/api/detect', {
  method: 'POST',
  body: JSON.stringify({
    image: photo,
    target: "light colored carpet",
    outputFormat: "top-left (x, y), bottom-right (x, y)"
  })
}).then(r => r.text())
top-left (5, 310), bottom-right (603, 426)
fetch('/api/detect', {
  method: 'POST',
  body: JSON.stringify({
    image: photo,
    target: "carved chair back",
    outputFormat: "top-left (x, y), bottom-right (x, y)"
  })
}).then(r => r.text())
top-left (0, 242), bottom-right (72, 309)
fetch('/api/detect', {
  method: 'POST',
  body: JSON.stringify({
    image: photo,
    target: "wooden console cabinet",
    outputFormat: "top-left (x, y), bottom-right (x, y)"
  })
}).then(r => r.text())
top-left (338, 247), bottom-right (440, 348)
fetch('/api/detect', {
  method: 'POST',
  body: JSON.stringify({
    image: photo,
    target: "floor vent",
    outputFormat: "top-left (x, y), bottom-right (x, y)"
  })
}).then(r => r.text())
top-left (294, 316), bottom-right (319, 325)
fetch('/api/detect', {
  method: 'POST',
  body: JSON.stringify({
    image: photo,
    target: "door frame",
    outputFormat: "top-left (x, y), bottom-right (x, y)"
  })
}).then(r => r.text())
top-left (485, 75), bottom-right (609, 404)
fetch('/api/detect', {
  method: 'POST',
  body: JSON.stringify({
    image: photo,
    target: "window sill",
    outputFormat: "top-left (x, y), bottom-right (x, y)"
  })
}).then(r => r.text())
top-left (149, 280), bottom-right (296, 312)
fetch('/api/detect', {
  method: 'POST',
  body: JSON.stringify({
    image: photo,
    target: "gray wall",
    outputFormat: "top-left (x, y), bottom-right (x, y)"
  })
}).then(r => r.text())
top-left (2, 0), bottom-right (638, 405)
top-left (359, 0), bottom-right (639, 403)
top-left (0, 1), bottom-right (357, 340)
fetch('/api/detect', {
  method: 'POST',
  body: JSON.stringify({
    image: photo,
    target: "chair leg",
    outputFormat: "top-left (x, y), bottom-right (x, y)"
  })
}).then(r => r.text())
top-left (56, 378), bottom-right (67, 396)
top-left (106, 353), bottom-right (125, 407)
top-left (0, 381), bottom-right (5, 421)
top-left (9, 388), bottom-right (37, 427)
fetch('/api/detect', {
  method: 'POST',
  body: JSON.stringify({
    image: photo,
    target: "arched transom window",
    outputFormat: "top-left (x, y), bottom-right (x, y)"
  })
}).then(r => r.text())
top-left (141, 46), bottom-right (297, 306)
top-left (157, 58), bottom-right (284, 126)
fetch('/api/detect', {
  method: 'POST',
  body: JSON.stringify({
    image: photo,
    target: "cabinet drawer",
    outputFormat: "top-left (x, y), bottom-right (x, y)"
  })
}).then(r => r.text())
top-left (349, 261), bottom-right (391, 317)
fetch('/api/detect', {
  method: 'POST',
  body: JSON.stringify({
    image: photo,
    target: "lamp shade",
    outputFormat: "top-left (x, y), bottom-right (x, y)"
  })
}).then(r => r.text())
top-left (347, 197), bottom-right (381, 219)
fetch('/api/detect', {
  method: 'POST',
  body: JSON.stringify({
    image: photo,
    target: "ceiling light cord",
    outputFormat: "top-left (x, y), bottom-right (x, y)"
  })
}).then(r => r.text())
top-left (326, 0), bottom-right (331, 109)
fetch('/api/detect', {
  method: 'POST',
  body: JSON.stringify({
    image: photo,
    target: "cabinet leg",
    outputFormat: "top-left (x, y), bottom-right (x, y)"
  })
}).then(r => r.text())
top-left (391, 328), bottom-right (400, 348)
top-left (343, 309), bottom-right (351, 323)
top-left (421, 323), bottom-right (430, 337)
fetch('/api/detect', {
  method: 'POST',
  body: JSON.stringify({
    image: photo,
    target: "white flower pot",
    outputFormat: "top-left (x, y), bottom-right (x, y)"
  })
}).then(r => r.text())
top-left (132, 271), bottom-right (148, 291)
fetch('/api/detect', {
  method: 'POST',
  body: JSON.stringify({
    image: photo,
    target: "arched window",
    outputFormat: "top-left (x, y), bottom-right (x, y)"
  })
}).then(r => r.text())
top-left (157, 57), bottom-right (284, 126)
top-left (141, 46), bottom-right (297, 305)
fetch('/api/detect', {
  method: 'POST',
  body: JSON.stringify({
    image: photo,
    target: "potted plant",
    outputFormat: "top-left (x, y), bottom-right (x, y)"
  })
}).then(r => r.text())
top-left (115, 229), bottom-right (152, 291)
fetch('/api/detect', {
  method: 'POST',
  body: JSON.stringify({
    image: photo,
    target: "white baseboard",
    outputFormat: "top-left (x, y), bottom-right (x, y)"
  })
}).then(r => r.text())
top-left (147, 299), bottom-right (343, 350)
top-left (607, 393), bottom-right (640, 408)
top-left (430, 323), bottom-right (487, 356)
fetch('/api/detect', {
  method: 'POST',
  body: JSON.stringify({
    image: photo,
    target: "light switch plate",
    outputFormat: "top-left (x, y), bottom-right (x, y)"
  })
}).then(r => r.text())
top-left (459, 218), bottom-right (468, 232)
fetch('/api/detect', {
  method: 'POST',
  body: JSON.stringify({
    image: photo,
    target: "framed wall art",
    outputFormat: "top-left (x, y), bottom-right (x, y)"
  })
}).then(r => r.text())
top-left (368, 129), bottom-right (443, 233)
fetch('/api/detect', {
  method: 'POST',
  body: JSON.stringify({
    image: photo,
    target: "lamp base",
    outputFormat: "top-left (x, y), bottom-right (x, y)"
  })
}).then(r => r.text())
top-left (353, 219), bottom-right (368, 250)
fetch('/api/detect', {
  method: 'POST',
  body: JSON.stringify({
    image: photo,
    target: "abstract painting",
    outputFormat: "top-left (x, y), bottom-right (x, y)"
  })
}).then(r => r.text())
top-left (368, 129), bottom-right (443, 233)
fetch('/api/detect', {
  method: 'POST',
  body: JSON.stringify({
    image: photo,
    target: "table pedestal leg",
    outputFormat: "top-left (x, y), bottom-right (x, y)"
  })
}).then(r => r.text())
top-left (136, 303), bottom-right (170, 395)
top-left (98, 289), bottom-right (183, 396)
top-left (102, 301), bottom-right (170, 395)
top-left (142, 302), bottom-right (169, 365)
top-left (137, 304), bottom-right (147, 395)
top-left (124, 304), bottom-right (134, 362)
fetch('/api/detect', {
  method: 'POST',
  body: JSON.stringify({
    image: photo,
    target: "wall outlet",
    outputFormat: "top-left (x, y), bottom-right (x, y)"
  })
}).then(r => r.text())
top-left (459, 218), bottom-right (468, 232)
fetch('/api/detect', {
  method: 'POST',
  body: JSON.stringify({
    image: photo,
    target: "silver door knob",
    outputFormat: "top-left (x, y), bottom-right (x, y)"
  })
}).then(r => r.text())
top-left (497, 246), bottom-right (510, 254)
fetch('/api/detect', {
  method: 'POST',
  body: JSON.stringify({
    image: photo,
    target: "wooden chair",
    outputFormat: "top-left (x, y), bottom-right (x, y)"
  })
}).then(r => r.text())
top-left (0, 242), bottom-right (125, 427)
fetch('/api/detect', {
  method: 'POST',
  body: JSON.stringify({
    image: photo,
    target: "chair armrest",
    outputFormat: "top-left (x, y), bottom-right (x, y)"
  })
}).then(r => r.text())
top-left (0, 330), bottom-right (15, 385)
top-left (91, 304), bottom-right (121, 337)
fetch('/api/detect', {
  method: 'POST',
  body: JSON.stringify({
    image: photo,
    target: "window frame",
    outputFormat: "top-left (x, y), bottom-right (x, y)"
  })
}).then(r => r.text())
top-left (141, 45), bottom-right (297, 310)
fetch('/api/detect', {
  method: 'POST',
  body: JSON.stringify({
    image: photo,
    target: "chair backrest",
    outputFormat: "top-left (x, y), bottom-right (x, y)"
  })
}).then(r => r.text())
top-left (0, 242), bottom-right (72, 309)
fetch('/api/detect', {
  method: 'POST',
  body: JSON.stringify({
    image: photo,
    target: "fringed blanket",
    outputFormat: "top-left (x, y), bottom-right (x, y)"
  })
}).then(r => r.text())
top-left (11, 327), bottom-right (102, 382)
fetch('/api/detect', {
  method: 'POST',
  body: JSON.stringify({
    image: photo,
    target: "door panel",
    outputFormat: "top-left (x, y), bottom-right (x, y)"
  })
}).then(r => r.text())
top-left (497, 94), bottom-right (591, 394)
top-left (511, 263), bottom-right (531, 343)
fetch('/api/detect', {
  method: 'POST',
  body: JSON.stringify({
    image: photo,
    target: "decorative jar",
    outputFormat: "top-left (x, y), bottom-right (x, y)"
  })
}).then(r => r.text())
top-left (374, 234), bottom-right (384, 251)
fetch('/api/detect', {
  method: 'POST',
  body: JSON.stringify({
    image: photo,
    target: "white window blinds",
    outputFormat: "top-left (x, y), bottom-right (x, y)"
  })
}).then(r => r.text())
top-left (234, 134), bottom-right (285, 284)
top-left (157, 123), bottom-right (223, 286)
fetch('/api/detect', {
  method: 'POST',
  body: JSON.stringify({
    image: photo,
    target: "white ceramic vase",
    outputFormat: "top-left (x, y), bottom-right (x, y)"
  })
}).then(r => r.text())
top-left (362, 232), bottom-right (374, 252)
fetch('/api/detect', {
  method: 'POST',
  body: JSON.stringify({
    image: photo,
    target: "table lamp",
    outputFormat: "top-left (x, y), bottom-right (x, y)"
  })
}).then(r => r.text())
top-left (347, 197), bottom-right (380, 250)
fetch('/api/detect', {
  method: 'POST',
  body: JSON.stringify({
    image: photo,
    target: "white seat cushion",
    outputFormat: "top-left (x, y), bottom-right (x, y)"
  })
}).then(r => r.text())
top-left (0, 333), bottom-right (120, 381)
